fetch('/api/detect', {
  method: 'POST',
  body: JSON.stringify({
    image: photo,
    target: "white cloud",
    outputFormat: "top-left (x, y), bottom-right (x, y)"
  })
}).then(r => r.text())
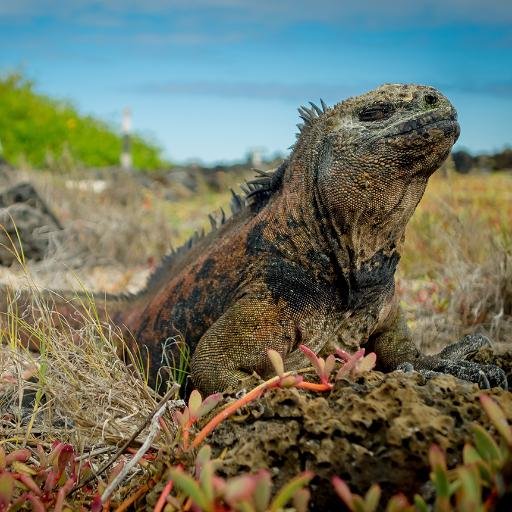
top-left (1, 0), bottom-right (511, 26)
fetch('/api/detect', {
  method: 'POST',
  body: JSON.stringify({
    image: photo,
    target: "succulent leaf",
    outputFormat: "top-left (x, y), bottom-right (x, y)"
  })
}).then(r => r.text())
top-left (268, 349), bottom-right (285, 377)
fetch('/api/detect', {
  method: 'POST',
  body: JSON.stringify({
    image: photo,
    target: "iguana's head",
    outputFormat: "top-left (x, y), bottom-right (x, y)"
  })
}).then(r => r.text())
top-left (289, 83), bottom-right (459, 257)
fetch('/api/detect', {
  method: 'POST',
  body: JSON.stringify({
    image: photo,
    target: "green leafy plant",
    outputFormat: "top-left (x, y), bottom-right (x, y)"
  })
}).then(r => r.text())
top-left (174, 390), bottom-right (223, 450)
top-left (0, 441), bottom-right (91, 511)
top-left (0, 440), bottom-right (157, 511)
top-left (335, 348), bottom-right (377, 380)
top-left (158, 445), bottom-right (313, 512)
top-left (332, 477), bottom-right (382, 512)
top-left (0, 72), bottom-right (168, 170)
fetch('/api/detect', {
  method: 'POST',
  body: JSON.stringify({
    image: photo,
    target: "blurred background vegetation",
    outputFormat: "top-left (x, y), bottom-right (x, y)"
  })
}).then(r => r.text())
top-left (2, 71), bottom-right (511, 175)
top-left (0, 73), bottom-right (168, 170)
top-left (452, 147), bottom-right (512, 174)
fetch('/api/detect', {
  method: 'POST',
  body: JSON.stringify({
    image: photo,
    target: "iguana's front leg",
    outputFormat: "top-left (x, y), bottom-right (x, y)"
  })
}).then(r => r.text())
top-left (190, 296), bottom-right (304, 394)
top-left (370, 307), bottom-right (508, 389)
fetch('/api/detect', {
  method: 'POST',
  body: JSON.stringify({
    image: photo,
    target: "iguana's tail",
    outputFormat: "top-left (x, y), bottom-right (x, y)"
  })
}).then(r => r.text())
top-left (0, 284), bottom-right (142, 354)
top-left (0, 284), bottom-right (189, 392)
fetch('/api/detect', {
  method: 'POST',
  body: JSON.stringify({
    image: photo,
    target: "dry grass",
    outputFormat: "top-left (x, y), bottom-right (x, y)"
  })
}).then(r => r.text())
top-left (0, 279), bottom-right (181, 504)
top-left (400, 171), bottom-right (512, 352)
top-left (0, 278), bottom-right (179, 444)
top-left (0, 168), bottom-right (238, 293)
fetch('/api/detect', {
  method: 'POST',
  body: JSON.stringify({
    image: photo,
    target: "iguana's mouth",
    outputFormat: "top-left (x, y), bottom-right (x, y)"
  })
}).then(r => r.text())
top-left (386, 111), bottom-right (460, 140)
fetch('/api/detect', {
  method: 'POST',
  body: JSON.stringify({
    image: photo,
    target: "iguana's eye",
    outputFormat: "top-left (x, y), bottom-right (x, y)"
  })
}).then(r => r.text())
top-left (358, 102), bottom-right (394, 122)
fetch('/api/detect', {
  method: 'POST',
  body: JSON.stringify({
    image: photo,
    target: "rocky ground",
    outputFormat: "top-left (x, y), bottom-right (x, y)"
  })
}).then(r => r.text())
top-left (194, 350), bottom-right (512, 509)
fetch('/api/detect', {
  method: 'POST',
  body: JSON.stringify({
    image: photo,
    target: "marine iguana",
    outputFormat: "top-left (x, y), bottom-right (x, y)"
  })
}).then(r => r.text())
top-left (0, 84), bottom-right (508, 394)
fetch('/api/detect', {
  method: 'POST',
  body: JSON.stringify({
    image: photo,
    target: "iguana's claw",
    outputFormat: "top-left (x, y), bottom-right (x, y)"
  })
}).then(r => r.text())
top-left (397, 362), bottom-right (444, 381)
top-left (434, 334), bottom-right (507, 389)
top-left (400, 358), bottom-right (508, 390)
top-left (478, 370), bottom-right (491, 390)
top-left (397, 362), bottom-right (415, 373)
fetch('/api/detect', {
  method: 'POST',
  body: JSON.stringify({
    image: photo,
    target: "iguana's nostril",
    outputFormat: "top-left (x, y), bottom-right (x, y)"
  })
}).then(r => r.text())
top-left (424, 93), bottom-right (438, 107)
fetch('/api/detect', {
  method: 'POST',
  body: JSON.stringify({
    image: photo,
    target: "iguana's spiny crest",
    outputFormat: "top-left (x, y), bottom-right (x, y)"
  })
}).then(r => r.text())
top-left (168, 85), bottom-right (458, 267)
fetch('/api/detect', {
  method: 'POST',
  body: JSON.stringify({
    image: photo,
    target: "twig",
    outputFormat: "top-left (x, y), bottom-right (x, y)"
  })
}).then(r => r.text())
top-left (113, 481), bottom-right (153, 512)
top-left (71, 384), bottom-right (178, 495)
top-left (101, 400), bottom-right (167, 503)
top-left (75, 446), bottom-right (118, 461)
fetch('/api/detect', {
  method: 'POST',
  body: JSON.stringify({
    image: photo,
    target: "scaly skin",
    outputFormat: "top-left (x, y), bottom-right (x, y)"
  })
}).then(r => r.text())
top-left (0, 84), bottom-right (507, 394)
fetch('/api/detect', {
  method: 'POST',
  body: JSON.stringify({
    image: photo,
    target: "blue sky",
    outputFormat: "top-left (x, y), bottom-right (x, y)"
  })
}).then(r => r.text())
top-left (1, 1), bottom-right (511, 164)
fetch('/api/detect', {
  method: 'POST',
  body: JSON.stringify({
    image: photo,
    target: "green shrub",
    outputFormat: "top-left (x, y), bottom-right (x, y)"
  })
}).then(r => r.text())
top-left (0, 73), bottom-right (168, 170)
